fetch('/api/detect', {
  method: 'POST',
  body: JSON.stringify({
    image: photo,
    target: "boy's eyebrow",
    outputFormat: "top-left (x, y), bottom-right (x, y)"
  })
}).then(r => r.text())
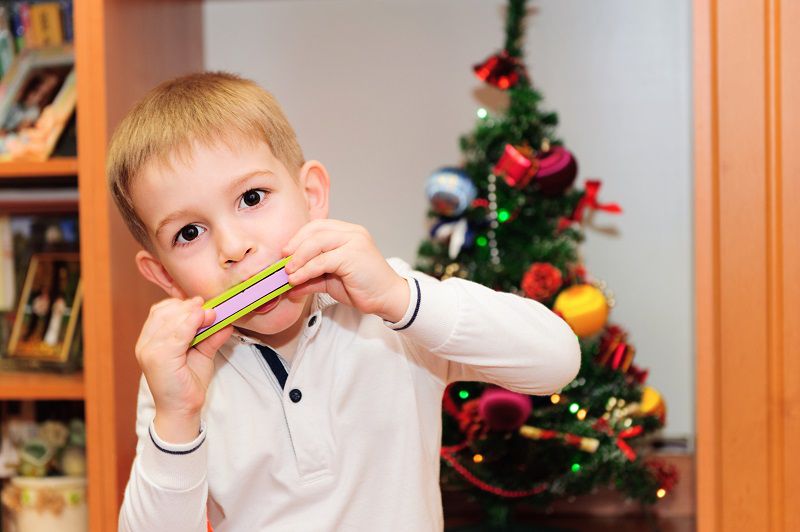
top-left (227, 169), bottom-right (275, 194)
top-left (154, 208), bottom-right (198, 239)
top-left (154, 170), bottom-right (276, 239)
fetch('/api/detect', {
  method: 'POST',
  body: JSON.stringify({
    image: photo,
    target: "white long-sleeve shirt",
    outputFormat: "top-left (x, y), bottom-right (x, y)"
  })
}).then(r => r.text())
top-left (119, 258), bottom-right (580, 531)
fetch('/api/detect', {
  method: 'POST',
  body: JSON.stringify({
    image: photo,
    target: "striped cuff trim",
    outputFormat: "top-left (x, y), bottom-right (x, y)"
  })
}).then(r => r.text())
top-left (394, 278), bottom-right (421, 331)
top-left (148, 425), bottom-right (206, 455)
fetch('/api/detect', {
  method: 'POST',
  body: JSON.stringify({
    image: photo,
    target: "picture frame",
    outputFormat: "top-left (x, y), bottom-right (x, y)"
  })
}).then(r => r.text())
top-left (0, 45), bottom-right (75, 162)
top-left (6, 253), bottom-right (81, 365)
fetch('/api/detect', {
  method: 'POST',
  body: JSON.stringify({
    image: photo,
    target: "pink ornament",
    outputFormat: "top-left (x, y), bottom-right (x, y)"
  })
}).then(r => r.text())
top-left (478, 387), bottom-right (532, 431)
top-left (535, 146), bottom-right (578, 196)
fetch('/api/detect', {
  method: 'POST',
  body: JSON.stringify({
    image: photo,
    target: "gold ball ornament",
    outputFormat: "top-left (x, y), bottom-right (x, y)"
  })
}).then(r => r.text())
top-left (640, 386), bottom-right (666, 424)
top-left (553, 284), bottom-right (609, 337)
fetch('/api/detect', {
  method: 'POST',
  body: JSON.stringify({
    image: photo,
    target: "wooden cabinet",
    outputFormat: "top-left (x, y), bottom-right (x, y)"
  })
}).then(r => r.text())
top-left (2, 2), bottom-right (202, 529)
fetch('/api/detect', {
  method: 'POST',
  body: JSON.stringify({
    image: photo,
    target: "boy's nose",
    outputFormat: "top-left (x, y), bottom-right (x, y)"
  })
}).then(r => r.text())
top-left (223, 246), bottom-right (254, 266)
top-left (217, 229), bottom-right (256, 267)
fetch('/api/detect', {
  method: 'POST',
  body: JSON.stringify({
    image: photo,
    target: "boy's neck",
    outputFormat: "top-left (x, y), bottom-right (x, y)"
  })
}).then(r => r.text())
top-left (239, 296), bottom-right (313, 363)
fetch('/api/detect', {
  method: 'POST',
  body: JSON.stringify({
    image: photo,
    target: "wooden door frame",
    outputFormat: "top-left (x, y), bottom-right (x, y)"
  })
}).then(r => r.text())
top-left (694, 0), bottom-right (798, 530)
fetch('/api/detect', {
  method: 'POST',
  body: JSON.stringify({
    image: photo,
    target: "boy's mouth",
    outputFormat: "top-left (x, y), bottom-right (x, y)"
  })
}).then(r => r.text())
top-left (252, 295), bottom-right (282, 314)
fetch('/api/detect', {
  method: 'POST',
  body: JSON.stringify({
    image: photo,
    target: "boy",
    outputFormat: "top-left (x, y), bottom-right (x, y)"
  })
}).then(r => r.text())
top-left (110, 72), bottom-right (580, 531)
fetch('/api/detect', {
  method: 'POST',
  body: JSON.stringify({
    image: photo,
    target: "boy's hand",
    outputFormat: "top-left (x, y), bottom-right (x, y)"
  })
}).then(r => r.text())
top-left (282, 220), bottom-right (409, 323)
top-left (136, 297), bottom-right (233, 443)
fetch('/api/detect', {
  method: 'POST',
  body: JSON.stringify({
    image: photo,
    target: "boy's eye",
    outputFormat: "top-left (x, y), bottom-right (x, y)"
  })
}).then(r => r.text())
top-left (175, 224), bottom-right (205, 245)
top-left (239, 189), bottom-right (266, 208)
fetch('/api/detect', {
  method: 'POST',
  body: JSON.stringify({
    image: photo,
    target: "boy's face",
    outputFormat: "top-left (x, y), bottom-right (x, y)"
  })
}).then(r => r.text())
top-left (132, 138), bottom-right (329, 340)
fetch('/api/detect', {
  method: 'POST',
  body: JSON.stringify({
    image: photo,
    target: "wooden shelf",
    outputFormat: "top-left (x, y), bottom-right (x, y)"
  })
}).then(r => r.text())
top-left (0, 370), bottom-right (84, 400)
top-left (0, 157), bottom-right (78, 178)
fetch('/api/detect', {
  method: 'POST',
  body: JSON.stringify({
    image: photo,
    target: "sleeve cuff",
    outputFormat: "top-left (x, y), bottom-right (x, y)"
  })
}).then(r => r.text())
top-left (384, 274), bottom-right (459, 351)
top-left (138, 420), bottom-right (208, 491)
top-left (384, 276), bottom-right (421, 330)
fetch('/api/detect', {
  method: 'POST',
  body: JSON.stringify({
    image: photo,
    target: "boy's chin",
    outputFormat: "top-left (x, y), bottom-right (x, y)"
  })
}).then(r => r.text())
top-left (234, 297), bottom-right (307, 335)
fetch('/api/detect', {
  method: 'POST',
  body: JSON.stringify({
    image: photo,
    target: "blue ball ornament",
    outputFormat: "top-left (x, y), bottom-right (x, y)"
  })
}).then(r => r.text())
top-left (425, 167), bottom-right (477, 217)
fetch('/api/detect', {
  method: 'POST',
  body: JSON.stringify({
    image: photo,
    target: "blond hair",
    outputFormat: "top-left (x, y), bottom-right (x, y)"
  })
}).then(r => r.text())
top-left (107, 71), bottom-right (305, 248)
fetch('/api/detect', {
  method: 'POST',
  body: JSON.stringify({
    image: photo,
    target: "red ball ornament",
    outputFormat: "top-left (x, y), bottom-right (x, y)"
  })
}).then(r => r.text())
top-left (473, 51), bottom-right (523, 90)
top-left (534, 146), bottom-right (578, 196)
top-left (521, 263), bottom-right (563, 302)
top-left (493, 144), bottom-right (539, 188)
top-left (478, 388), bottom-right (532, 431)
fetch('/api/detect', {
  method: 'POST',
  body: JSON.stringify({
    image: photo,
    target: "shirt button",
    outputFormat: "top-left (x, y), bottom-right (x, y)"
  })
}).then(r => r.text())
top-left (289, 389), bottom-right (302, 403)
top-left (308, 315), bottom-right (317, 327)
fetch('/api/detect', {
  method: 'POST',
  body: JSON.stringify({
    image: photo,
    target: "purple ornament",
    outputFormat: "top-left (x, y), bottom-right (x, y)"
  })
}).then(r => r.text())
top-left (535, 146), bottom-right (578, 196)
top-left (478, 387), bottom-right (532, 431)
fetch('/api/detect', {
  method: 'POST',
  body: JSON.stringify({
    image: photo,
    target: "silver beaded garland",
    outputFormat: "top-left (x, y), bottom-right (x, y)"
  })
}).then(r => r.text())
top-left (487, 173), bottom-right (500, 265)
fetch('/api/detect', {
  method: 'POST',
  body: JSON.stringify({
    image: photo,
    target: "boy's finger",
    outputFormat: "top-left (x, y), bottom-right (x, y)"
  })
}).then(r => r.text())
top-left (287, 247), bottom-right (346, 286)
top-left (285, 230), bottom-right (349, 274)
top-left (140, 297), bottom-right (202, 339)
top-left (193, 325), bottom-right (233, 359)
top-left (282, 219), bottom-right (349, 256)
top-left (170, 305), bottom-right (206, 344)
top-left (200, 308), bottom-right (216, 328)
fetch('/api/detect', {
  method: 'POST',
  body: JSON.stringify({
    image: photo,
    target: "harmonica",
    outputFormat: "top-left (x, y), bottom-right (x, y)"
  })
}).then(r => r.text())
top-left (191, 256), bottom-right (293, 346)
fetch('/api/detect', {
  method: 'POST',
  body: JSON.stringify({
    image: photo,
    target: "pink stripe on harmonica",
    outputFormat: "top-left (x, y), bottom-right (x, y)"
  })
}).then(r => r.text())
top-left (196, 268), bottom-right (290, 334)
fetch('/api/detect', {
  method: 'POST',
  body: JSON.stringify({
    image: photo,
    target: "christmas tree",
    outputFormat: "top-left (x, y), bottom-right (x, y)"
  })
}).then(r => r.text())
top-left (415, 0), bottom-right (677, 525)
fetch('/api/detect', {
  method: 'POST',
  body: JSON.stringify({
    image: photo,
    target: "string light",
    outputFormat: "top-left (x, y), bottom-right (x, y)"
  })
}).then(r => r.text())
top-left (476, 236), bottom-right (488, 247)
top-left (497, 209), bottom-right (510, 223)
top-left (656, 488), bottom-right (667, 498)
top-left (569, 403), bottom-right (580, 414)
top-left (459, 390), bottom-right (470, 400)
top-left (571, 463), bottom-right (581, 473)
top-left (576, 409), bottom-right (587, 421)
top-left (473, 454), bottom-right (484, 463)
top-left (477, 107), bottom-right (488, 119)
top-left (550, 394), bottom-right (561, 404)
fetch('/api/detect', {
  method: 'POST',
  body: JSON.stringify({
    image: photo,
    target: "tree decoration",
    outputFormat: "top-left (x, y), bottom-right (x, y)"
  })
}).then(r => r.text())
top-left (571, 179), bottom-right (622, 222)
top-left (534, 145), bottom-right (578, 196)
top-left (478, 388), bottom-right (532, 431)
top-left (415, 0), bottom-right (673, 518)
top-left (553, 284), bottom-right (609, 337)
top-left (521, 262), bottom-right (563, 301)
top-left (639, 386), bottom-right (667, 424)
top-left (519, 425), bottom-right (600, 453)
top-left (425, 167), bottom-right (477, 217)
top-left (493, 144), bottom-right (539, 188)
top-left (597, 325), bottom-right (636, 372)
top-left (473, 50), bottom-right (525, 90)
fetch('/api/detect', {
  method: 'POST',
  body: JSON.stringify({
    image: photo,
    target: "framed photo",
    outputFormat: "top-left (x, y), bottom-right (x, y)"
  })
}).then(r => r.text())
top-left (0, 45), bottom-right (75, 162)
top-left (6, 253), bottom-right (81, 363)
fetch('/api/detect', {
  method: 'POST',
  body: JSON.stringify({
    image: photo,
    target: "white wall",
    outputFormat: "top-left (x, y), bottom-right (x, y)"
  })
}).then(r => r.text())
top-left (203, 0), bottom-right (694, 439)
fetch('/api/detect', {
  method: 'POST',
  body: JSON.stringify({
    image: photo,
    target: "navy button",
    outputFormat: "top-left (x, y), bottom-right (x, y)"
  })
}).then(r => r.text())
top-left (289, 389), bottom-right (302, 403)
top-left (308, 315), bottom-right (317, 327)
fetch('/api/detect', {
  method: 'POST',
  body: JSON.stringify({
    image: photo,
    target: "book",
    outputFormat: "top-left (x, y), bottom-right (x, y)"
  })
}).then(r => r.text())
top-left (28, 2), bottom-right (62, 48)
top-left (0, 215), bottom-right (15, 311)
top-left (59, 0), bottom-right (72, 42)
top-left (0, 6), bottom-right (15, 76)
top-left (0, 187), bottom-right (77, 212)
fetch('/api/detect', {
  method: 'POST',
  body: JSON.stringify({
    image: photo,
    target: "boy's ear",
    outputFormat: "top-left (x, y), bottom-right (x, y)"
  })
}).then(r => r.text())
top-left (135, 250), bottom-right (188, 299)
top-left (299, 160), bottom-right (330, 220)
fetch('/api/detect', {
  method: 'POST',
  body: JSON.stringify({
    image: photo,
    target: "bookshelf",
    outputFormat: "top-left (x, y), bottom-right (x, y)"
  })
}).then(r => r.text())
top-left (0, 157), bottom-right (78, 178)
top-left (0, 371), bottom-right (83, 400)
top-left (0, 1), bottom-right (203, 530)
